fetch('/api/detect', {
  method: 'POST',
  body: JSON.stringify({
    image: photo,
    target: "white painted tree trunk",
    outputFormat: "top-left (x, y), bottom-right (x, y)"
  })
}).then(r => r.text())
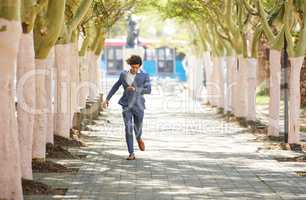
top-left (226, 56), bottom-right (237, 113)
top-left (97, 63), bottom-right (102, 95)
top-left (234, 56), bottom-right (242, 116)
top-left (54, 44), bottom-right (72, 138)
top-left (230, 57), bottom-right (239, 115)
top-left (218, 57), bottom-right (226, 110)
top-left (94, 54), bottom-right (99, 96)
top-left (46, 48), bottom-right (55, 144)
top-left (288, 56), bottom-right (304, 143)
top-left (87, 52), bottom-right (94, 101)
top-left (236, 56), bottom-right (248, 118)
top-left (246, 58), bottom-right (257, 122)
top-left (198, 56), bottom-right (205, 100)
top-left (210, 57), bottom-right (217, 106)
top-left (224, 57), bottom-right (230, 113)
top-left (85, 53), bottom-right (91, 102)
top-left (203, 52), bottom-right (213, 104)
top-left (186, 54), bottom-right (196, 99)
top-left (268, 50), bottom-right (281, 136)
top-left (16, 32), bottom-right (35, 179)
top-left (70, 43), bottom-right (79, 125)
top-left (210, 57), bottom-right (220, 107)
top-left (88, 52), bottom-right (98, 100)
top-left (32, 54), bottom-right (53, 159)
top-left (79, 55), bottom-right (89, 108)
top-left (188, 55), bottom-right (205, 100)
top-left (0, 19), bottom-right (23, 200)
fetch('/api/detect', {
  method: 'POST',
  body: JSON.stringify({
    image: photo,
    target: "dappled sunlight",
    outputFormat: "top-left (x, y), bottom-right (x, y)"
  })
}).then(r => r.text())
top-left (2, 0), bottom-right (306, 199)
top-left (60, 80), bottom-right (306, 199)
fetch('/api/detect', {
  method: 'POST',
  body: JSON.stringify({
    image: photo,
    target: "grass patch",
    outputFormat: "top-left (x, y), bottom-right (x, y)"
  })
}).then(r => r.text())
top-left (256, 81), bottom-right (269, 105)
top-left (256, 95), bottom-right (269, 105)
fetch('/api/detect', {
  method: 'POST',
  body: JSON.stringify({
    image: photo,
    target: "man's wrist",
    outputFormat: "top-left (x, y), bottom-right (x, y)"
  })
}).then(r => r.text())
top-left (127, 86), bottom-right (136, 91)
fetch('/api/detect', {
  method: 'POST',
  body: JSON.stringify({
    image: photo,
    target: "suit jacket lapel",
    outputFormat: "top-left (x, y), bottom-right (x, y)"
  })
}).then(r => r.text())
top-left (123, 71), bottom-right (129, 86)
top-left (133, 71), bottom-right (142, 87)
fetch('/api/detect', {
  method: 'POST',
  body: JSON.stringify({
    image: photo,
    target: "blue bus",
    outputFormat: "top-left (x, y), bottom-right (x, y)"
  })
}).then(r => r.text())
top-left (101, 39), bottom-right (186, 81)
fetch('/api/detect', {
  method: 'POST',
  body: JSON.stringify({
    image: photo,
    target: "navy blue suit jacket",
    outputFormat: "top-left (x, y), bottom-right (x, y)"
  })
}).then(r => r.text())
top-left (106, 70), bottom-right (151, 110)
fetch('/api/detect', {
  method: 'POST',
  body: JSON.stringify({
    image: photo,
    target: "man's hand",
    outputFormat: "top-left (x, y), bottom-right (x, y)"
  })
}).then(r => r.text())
top-left (127, 86), bottom-right (136, 92)
top-left (102, 100), bottom-right (109, 109)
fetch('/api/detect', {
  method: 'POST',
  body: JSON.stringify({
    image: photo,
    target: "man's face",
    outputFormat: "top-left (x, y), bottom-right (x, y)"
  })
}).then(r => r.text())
top-left (130, 64), bottom-right (140, 74)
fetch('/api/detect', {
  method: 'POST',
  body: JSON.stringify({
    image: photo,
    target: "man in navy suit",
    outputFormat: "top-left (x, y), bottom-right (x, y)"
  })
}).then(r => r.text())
top-left (103, 55), bottom-right (151, 160)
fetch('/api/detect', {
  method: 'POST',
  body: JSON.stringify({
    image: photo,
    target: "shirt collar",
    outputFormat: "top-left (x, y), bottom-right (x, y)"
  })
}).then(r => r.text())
top-left (129, 69), bottom-right (141, 74)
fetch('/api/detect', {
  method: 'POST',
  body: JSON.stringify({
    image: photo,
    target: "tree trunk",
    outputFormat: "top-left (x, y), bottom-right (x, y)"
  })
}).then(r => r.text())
top-left (268, 50), bottom-right (281, 136)
top-left (88, 52), bottom-right (94, 101)
top-left (96, 61), bottom-right (102, 96)
top-left (93, 53), bottom-right (100, 98)
top-left (70, 43), bottom-right (79, 124)
top-left (211, 57), bottom-right (220, 106)
top-left (0, 18), bottom-right (23, 200)
top-left (226, 56), bottom-right (237, 113)
top-left (218, 57), bottom-right (226, 110)
top-left (288, 56), bottom-right (304, 143)
top-left (88, 52), bottom-right (100, 101)
top-left (246, 58), bottom-right (257, 122)
top-left (231, 57), bottom-right (239, 116)
top-left (46, 48), bottom-right (55, 144)
top-left (17, 32), bottom-right (35, 179)
top-left (257, 37), bottom-right (270, 86)
top-left (301, 57), bottom-right (306, 107)
top-left (236, 56), bottom-right (248, 118)
top-left (214, 57), bottom-right (219, 106)
top-left (186, 54), bottom-right (197, 99)
top-left (224, 57), bottom-right (230, 113)
top-left (79, 54), bottom-right (89, 108)
top-left (190, 55), bottom-right (205, 100)
top-left (203, 51), bottom-right (213, 104)
top-left (54, 44), bottom-right (72, 138)
top-left (32, 53), bottom-right (53, 159)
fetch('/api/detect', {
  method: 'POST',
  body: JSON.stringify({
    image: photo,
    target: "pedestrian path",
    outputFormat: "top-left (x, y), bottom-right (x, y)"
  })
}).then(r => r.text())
top-left (22, 81), bottom-right (306, 200)
top-left (62, 81), bottom-right (306, 200)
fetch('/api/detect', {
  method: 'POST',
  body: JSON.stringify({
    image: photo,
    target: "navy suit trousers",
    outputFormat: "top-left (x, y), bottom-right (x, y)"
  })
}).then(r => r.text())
top-left (122, 106), bottom-right (144, 154)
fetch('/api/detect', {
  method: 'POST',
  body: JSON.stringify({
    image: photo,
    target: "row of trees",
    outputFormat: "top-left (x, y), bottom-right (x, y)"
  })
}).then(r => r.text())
top-left (0, 0), bottom-right (138, 199)
top-left (155, 0), bottom-right (306, 143)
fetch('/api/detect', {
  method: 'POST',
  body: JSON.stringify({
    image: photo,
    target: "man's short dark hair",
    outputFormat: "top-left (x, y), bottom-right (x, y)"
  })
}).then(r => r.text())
top-left (126, 55), bottom-right (142, 66)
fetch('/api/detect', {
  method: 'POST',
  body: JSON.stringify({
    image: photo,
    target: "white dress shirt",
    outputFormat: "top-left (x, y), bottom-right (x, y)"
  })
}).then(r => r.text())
top-left (126, 70), bottom-right (139, 86)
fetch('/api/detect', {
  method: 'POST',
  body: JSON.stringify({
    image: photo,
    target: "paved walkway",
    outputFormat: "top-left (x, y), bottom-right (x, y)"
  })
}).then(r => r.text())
top-left (28, 80), bottom-right (306, 199)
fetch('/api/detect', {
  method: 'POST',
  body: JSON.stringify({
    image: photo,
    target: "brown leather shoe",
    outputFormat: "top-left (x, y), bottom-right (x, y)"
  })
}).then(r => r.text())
top-left (137, 139), bottom-right (145, 151)
top-left (126, 154), bottom-right (136, 160)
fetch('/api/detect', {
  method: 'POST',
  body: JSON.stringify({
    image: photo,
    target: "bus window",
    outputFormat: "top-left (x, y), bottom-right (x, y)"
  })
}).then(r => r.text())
top-left (106, 47), bottom-right (123, 75)
top-left (165, 48), bottom-right (173, 60)
top-left (107, 48), bottom-right (114, 60)
top-left (158, 49), bottom-right (165, 60)
top-left (108, 61), bottom-right (114, 69)
top-left (156, 47), bottom-right (175, 75)
top-left (116, 48), bottom-right (123, 60)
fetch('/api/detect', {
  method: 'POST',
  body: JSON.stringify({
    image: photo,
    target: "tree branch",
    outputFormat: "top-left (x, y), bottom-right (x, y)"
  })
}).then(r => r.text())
top-left (258, 0), bottom-right (275, 42)
top-left (68, 0), bottom-right (93, 32)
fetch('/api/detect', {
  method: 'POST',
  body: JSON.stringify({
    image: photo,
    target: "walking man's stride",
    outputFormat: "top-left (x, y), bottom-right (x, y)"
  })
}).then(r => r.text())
top-left (103, 55), bottom-right (151, 160)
